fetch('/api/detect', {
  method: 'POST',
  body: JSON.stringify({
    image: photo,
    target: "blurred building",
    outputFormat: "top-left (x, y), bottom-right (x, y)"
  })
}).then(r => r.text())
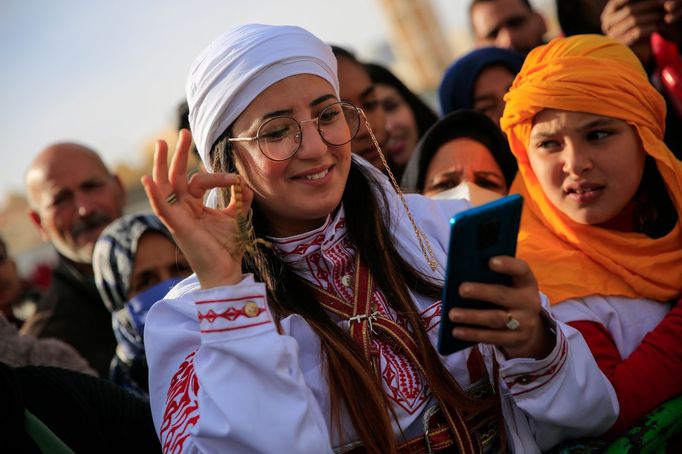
top-left (375, 0), bottom-right (453, 91)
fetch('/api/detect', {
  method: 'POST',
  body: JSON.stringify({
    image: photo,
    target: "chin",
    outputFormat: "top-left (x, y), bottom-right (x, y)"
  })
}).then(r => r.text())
top-left (566, 210), bottom-right (611, 226)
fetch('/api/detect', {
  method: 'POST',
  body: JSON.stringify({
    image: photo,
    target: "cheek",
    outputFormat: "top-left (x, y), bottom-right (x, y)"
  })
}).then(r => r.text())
top-left (400, 108), bottom-right (418, 135)
top-left (236, 151), bottom-right (287, 193)
top-left (528, 154), bottom-right (562, 193)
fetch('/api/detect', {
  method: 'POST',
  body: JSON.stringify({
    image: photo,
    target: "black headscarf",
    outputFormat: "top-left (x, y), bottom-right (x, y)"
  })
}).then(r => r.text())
top-left (401, 110), bottom-right (517, 193)
top-left (365, 62), bottom-right (438, 139)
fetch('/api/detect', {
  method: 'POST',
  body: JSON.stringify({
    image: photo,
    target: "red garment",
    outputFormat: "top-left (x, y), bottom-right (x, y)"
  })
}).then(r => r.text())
top-left (568, 301), bottom-right (682, 436)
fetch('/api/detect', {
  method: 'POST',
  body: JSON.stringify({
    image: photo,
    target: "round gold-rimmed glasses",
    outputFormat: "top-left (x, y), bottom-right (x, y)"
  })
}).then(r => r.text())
top-left (227, 101), bottom-right (362, 161)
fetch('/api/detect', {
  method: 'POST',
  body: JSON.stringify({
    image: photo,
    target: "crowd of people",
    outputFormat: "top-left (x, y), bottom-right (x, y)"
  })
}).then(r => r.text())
top-left (2, 0), bottom-right (681, 452)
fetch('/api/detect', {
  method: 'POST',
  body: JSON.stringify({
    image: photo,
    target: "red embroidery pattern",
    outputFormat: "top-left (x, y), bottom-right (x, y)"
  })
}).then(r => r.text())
top-left (378, 339), bottom-right (430, 414)
top-left (197, 305), bottom-right (266, 323)
top-left (504, 329), bottom-right (569, 396)
top-left (160, 351), bottom-right (200, 454)
top-left (420, 301), bottom-right (442, 333)
top-left (287, 233), bottom-right (325, 256)
top-left (274, 212), bottom-right (433, 415)
top-left (298, 228), bottom-right (431, 414)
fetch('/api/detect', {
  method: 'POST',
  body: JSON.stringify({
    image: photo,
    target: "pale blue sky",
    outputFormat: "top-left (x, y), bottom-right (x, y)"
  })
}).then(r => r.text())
top-left (0, 0), bottom-right (551, 203)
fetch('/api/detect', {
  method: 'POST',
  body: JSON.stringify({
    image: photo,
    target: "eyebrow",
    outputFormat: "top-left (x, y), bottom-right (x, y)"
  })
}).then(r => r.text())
top-left (430, 168), bottom-right (464, 183)
top-left (531, 117), bottom-right (619, 140)
top-left (359, 85), bottom-right (375, 101)
top-left (473, 171), bottom-right (504, 182)
top-left (576, 118), bottom-right (618, 131)
top-left (260, 93), bottom-right (338, 121)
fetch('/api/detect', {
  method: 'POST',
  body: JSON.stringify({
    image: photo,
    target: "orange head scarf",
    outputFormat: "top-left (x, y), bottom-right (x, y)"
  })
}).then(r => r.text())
top-left (500, 34), bottom-right (682, 305)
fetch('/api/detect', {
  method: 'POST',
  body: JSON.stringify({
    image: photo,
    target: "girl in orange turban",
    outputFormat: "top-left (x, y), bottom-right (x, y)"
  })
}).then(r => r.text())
top-left (501, 34), bottom-right (682, 436)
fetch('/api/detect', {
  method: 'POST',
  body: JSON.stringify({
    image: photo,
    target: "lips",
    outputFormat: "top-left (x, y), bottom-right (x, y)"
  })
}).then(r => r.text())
top-left (563, 181), bottom-right (605, 203)
top-left (385, 137), bottom-right (406, 157)
top-left (292, 165), bottom-right (333, 182)
top-left (302, 168), bottom-right (330, 180)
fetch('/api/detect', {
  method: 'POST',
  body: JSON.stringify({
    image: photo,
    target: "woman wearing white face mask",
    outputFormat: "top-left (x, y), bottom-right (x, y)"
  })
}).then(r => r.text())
top-left (141, 24), bottom-right (616, 453)
top-left (402, 110), bottom-right (517, 206)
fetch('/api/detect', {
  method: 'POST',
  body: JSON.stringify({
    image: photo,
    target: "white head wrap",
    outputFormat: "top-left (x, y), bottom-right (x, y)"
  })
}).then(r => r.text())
top-left (186, 24), bottom-right (339, 170)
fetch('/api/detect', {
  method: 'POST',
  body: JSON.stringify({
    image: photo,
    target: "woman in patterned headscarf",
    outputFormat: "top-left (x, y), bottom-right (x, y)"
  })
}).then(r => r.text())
top-left (501, 34), bottom-right (682, 436)
top-left (93, 213), bottom-right (191, 396)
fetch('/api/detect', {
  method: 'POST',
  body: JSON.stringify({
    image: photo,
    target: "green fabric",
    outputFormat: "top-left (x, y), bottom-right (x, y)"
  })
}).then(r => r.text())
top-left (549, 395), bottom-right (682, 454)
top-left (24, 409), bottom-right (75, 454)
top-left (605, 395), bottom-right (682, 454)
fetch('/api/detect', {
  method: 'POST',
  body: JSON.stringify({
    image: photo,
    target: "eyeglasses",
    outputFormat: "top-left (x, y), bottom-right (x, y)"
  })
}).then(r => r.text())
top-left (228, 101), bottom-right (361, 161)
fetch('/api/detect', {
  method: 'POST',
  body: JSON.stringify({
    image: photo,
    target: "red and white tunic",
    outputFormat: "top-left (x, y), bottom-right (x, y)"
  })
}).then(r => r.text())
top-left (145, 193), bottom-right (618, 454)
top-left (551, 295), bottom-right (682, 435)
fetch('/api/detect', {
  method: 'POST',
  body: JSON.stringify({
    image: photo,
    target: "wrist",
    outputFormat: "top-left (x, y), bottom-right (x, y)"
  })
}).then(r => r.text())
top-left (198, 268), bottom-right (244, 289)
top-left (505, 313), bottom-right (556, 360)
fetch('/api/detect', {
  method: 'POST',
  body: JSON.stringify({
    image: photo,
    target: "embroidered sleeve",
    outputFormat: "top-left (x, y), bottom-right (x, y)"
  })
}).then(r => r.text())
top-left (491, 300), bottom-right (618, 450)
top-left (146, 276), bottom-right (333, 454)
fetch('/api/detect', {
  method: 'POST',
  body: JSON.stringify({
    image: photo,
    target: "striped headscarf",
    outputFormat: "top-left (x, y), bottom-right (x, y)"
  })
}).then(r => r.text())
top-left (501, 34), bottom-right (682, 305)
top-left (93, 213), bottom-right (174, 312)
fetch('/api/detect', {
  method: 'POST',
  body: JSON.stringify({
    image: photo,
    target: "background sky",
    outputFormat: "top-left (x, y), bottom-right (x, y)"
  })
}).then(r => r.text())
top-left (0, 0), bottom-right (553, 204)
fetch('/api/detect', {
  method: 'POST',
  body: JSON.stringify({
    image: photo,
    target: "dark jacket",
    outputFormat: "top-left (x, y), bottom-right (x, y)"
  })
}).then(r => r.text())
top-left (20, 257), bottom-right (116, 378)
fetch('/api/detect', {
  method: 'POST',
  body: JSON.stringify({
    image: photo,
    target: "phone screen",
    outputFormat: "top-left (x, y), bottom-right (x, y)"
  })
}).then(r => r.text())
top-left (437, 194), bottom-right (523, 355)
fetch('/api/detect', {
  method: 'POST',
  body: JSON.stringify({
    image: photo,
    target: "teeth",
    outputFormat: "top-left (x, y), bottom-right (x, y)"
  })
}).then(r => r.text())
top-left (574, 188), bottom-right (596, 194)
top-left (304, 169), bottom-right (329, 180)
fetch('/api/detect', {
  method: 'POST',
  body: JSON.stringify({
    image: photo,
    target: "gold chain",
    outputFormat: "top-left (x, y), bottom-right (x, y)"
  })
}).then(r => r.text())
top-left (359, 110), bottom-right (438, 272)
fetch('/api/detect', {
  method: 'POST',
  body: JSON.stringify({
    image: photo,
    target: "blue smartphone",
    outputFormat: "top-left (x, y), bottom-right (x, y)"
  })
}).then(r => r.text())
top-left (437, 194), bottom-right (523, 356)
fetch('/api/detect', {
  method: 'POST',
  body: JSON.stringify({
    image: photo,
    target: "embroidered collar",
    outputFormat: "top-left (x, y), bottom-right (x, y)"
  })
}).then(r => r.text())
top-left (268, 206), bottom-right (347, 263)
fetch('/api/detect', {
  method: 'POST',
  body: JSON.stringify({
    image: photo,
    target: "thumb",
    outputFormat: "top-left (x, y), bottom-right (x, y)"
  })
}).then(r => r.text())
top-left (187, 172), bottom-right (239, 199)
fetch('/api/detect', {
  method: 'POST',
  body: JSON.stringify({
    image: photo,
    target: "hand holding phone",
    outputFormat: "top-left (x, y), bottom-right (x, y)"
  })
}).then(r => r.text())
top-left (437, 195), bottom-right (522, 355)
top-left (436, 195), bottom-right (555, 359)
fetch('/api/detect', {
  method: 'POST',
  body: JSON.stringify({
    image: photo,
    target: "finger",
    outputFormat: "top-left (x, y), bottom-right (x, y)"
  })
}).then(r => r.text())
top-left (603, 1), bottom-right (663, 34)
top-left (141, 175), bottom-right (170, 222)
top-left (664, 2), bottom-right (682, 22)
top-left (187, 172), bottom-right (240, 199)
top-left (601, 0), bottom-right (620, 21)
top-left (451, 325), bottom-right (521, 347)
top-left (168, 129), bottom-right (192, 193)
top-left (489, 256), bottom-right (537, 288)
top-left (605, 0), bottom-right (631, 13)
top-left (665, 10), bottom-right (682, 22)
top-left (664, 0), bottom-right (682, 13)
top-left (625, 22), bottom-right (661, 42)
top-left (629, 11), bottom-right (666, 27)
top-left (459, 281), bottom-right (540, 311)
top-left (152, 140), bottom-right (170, 187)
top-left (628, 0), bottom-right (666, 15)
top-left (449, 307), bottom-right (510, 330)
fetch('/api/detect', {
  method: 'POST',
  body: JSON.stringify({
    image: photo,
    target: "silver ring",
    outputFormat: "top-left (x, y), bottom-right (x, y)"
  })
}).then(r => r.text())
top-left (165, 192), bottom-right (178, 206)
top-left (506, 312), bottom-right (520, 331)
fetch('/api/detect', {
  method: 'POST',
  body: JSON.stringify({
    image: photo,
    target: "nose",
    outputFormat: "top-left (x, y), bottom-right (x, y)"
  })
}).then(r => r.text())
top-left (495, 28), bottom-right (513, 49)
top-left (562, 143), bottom-right (592, 176)
top-left (74, 192), bottom-right (97, 217)
top-left (295, 118), bottom-right (327, 159)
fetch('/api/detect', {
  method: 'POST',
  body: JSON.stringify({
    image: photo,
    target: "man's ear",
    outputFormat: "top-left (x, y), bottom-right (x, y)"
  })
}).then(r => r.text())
top-left (27, 209), bottom-right (49, 241)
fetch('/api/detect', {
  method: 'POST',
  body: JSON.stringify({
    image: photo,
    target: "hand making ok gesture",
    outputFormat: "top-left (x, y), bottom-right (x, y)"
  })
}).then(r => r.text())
top-left (141, 129), bottom-right (253, 288)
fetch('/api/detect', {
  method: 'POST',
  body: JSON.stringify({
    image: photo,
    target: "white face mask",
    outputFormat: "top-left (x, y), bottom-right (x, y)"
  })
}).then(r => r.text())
top-left (429, 182), bottom-right (502, 206)
top-left (429, 183), bottom-right (471, 201)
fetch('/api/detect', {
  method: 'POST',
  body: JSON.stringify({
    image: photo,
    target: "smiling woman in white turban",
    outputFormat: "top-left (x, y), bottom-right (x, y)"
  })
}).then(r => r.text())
top-left (141, 24), bottom-right (617, 453)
